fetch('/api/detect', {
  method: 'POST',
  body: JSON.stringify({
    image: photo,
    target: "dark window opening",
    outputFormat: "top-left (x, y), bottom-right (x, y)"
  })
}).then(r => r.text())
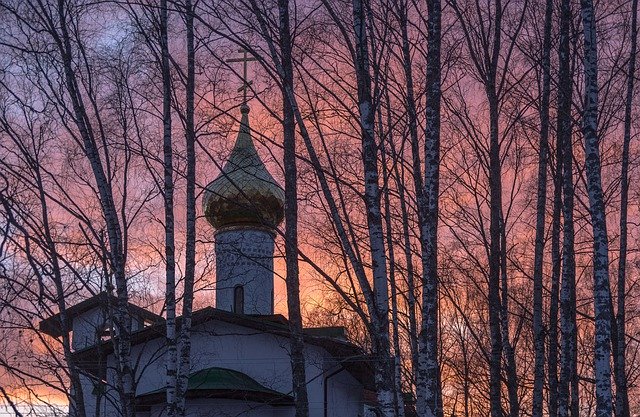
top-left (234, 285), bottom-right (244, 314)
top-left (99, 323), bottom-right (112, 342)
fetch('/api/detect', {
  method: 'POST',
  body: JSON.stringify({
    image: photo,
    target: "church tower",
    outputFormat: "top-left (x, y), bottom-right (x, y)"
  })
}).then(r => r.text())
top-left (203, 103), bottom-right (285, 315)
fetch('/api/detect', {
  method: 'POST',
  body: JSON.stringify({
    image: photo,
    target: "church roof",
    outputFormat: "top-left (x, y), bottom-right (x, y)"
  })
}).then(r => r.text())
top-left (72, 306), bottom-right (374, 390)
top-left (136, 367), bottom-right (294, 408)
top-left (39, 292), bottom-right (163, 338)
top-left (202, 104), bottom-right (285, 230)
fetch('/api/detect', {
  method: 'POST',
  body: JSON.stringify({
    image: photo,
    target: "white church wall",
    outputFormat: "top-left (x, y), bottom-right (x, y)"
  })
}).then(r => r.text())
top-left (214, 229), bottom-right (275, 315)
top-left (101, 344), bottom-right (165, 417)
top-left (129, 336), bottom-right (167, 396)
top-left (73, 374), bottom-right (99, 417)
top-left (102, 355), bottom-right (125, 417)
top-left (182, 319), bottom-right (325, 398)
top-left (325, 368), bottom-right (364, 417)
top-left (71, 305), bottom-right (147, 351)
top-left (71, 307), bottom-right (104, 351)
top-left (125, 320), bottom-right (296, 397)
top-left (97, 318), bottom-right (364, 417)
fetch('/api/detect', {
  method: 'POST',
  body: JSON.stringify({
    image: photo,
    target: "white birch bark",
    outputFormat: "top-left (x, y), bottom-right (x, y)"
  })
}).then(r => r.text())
top-left (159, 0), bottom-right (178, 414)
top-left (351, 0), bottom-right (394, 413)
top-left (531, 1), bottom-right (552, 415)
top-left (176, 1), bottom-right (197, 415)
top-left (613, 1), bottom-right (636, 415)
top-left (580, 1), bottom-right (614, 415)
top-left (417, 1), bottom-right (444, 416)
top-left (557, 1), bottom-right (579, 414)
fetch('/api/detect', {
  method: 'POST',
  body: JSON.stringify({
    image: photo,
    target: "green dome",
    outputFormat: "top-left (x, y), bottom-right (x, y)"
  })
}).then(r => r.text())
top-left (203, 105), bottom-right (285, 230)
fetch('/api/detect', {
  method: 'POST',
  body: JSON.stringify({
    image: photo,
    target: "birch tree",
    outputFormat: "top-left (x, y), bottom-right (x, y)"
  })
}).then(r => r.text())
top-left (391, 0), bottom-right (420, 381)
top-left (0, 2), bottom-right (138, 414)
top-left (556, 0), bottom-right (578, 415)
top-left (175, 1), bottom-right (198, 415)
top-left (447, 1), bottom-right (528, 415)
top-left (580, 0), bottom-right (614, 415)
top-left (278, 0), bottom-right (311, 414)
top-left (531, 0), bottom-right (552, 415)
top-left (157, 0), bottom-right (179, 414)
top-left (416, 0), bottom-right (444, 416)
top-left (613, 1), bottom-right (637, 415)
top-left (0, 117), bottom-right (89, 417)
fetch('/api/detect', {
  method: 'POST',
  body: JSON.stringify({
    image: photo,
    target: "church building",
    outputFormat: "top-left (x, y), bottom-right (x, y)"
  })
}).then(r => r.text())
top-left (40, 102), bottom-right (375, 417)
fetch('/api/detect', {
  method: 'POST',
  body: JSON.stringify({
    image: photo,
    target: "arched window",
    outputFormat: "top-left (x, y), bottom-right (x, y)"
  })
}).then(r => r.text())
top-left (234, 285), bottom-right (244, 314)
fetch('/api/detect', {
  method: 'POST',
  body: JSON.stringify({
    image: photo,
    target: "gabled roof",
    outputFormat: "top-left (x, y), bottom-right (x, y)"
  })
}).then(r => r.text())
top-left (136, 367), bottom-right (294, 409)
top-left (72, 306), bottom-right (374, 389)
top-left (39, 292), bottom-right (164, 338)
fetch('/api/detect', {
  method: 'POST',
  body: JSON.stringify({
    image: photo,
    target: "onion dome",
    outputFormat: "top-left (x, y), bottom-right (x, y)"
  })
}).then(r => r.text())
top-left (203, 105), bottom-right (285, 231)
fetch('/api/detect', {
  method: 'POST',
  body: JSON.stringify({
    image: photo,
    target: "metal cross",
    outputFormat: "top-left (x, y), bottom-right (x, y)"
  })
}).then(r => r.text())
top-left (226, 48), bottom-right (257, 104)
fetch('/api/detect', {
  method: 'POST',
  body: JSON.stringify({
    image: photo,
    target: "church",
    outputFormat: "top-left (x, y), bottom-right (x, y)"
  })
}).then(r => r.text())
top-left (39, 102), bottom-right (375, 417)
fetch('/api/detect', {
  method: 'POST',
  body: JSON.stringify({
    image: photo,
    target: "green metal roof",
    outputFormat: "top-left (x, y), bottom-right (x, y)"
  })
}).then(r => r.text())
top-left (137, 367), bottom-right (294, 407)
top-left (187, 367), bottom-right (281, 394)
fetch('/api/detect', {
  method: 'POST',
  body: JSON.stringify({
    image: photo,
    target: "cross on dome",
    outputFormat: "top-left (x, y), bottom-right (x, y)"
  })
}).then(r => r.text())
top-left (226, 48), bottom-right (257, 105)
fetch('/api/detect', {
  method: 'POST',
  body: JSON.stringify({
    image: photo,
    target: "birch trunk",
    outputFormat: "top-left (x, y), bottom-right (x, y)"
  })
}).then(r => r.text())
top-left (614, 1), bottom-right (636, 415)
top-left (547, 2), bottom-right (569, 411)
top-left (558, 136), bottom-right (577, 417)
top-left (417, 1), bottom-right (444, 416)
top-left (393, 7), bottom-right (420, 380)
top-left (531, 1), bottom-right (553, 415)
top-left (381, 119), bottom-right (406, 417)
top-left (557, 1), bottom-right (578, 414)
top-left (351, 0), bottom-right (394, 414)
top-left (547, 116), bottom-right (563, 417)
top-left (160, 0), bottom-right (178, 415)
top-left (396, 167), bottom-right (419, 383)
top-left (278, 0), bottom-right (310, 414)
top-left (580, 1), bottom-right (614, 415)
top-left (500, 220), bottom-right (519, 417)
top-left (487, 83), bottom-right (504, 417)
top-left (446, 15), bottom-right (505, 417)
top-left (388, 121), bottom-right (419, 381)
top-left (176, 1), bottom-right (197, 415)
